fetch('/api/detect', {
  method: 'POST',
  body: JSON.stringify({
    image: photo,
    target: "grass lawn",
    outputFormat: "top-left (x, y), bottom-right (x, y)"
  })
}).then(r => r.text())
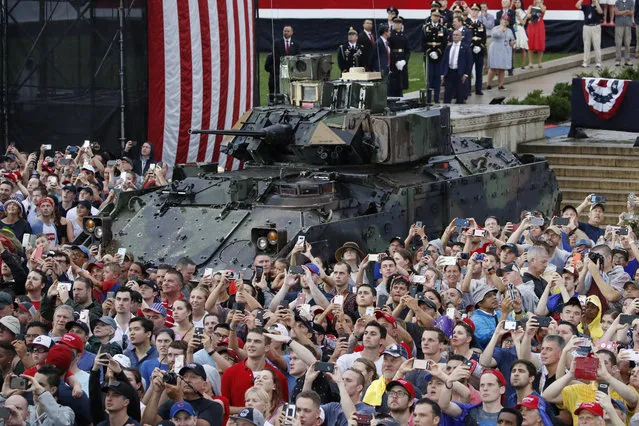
top-left (256, 51), bottom-right (571, 105)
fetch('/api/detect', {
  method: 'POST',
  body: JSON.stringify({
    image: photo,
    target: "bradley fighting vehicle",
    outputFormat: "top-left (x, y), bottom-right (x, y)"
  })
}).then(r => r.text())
top-left (77, 55), bottom-right (560, 273)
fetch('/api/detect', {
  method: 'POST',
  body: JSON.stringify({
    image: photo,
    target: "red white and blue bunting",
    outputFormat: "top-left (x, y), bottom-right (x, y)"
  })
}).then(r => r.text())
top-left (581, 78), bottom-right (629, 120)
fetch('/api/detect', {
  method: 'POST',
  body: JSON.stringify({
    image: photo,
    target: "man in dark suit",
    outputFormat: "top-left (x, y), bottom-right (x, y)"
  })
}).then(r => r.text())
top-left (495, 0), bottom-right (515, 75)
top-left (265, 25), bottom-right (302, 94)
top-left (370, 24), bottom-right (391, 79)
top-left (441, 29), bottom-right (473, 104)
top-left (357, 19), bottom-right (376, 71)
top-left (448, 16), bottom-right (473, 45)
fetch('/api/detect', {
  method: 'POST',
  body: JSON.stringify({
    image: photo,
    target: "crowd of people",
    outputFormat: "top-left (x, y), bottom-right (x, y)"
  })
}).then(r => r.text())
top-left (0, 138), bottom-right (639, 426)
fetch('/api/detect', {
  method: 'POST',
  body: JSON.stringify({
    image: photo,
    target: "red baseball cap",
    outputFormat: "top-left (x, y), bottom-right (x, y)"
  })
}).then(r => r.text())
top-left (481, 368), bottom-right (506, 387)
top-left (59, 333), bottom-right (84, 353)
top-left (461, 318), bottom-right (476, 333)
top-left (386, 378), bottom-right (416, 399)
top-left (516, 394), bottom-right (541, 410)
top-left (374, 310), bottom-right (397, 329)
top-left (45, 344), bottom-right (73, 372)
top-left (575, 402), bottom-right (604, 417)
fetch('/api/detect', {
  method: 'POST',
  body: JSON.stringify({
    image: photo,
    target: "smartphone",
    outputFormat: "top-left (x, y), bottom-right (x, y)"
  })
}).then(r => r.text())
top-left (598, 382), bottom-right (609, 394)
top-left (79, 309), bottom-right (90, 326)
top-left (415, 221), bottom-right (422, 228)
top-left (475, 254), bottom-right (485, 261)
top-left (355, 413), bottom-right (373, 426)
top-left (314, 362), bottom-right (335, 373)
top-left (413, 359), bottom-right (430, 370)
top-left (463, 359), bottom-right (474, 369)
top-left (333, 295), bottom-right (344, 306)
top-left (57, 282), bottom-right (72, 292)
top-left (32, 245), bottom-right (44, 260)
top-left (21, 233), bottom-right (31, 249)
top-left (255, 266), bottom-right (264, 282)
top-left (535, 316), bottom-right (551, 327)
top-left (107, 160), bottom-right (118, 167)
top-left (446, 307), bottom-right (456, 319)
top-left (42, 144), bottom-right (52, 150)
top-left (459, 253), bottom-right (470, 260)
top-left (440, 256), bottom-right (457, 266)
top-left (173, 354), bottom-right (184, 373)
top-left (194, 327), bottom-right (204, 337)
top-left (620, 314), bottom-right (639, 325)
top-left (507, 283), bottom-right (516, 301)
top-left (83, 140), bottom-right (91, 149)
top-left (553, 217), bottom-right (569, 226)
top-left (365, 306), bottom-right (375, 316)
top-left (300, 304), bottom-right (312, 316)
top-left (591, 195), bottom-right (606, 204)
top-left (455, 218), bottom-right (470, 227)
top-left (0, 406), bottom-right (10, 419)
top-left (106, 291), bottom-right (115, 300)
top-left (9, 376), bottom-right (27, 390)
top-left (368, 254), bottom-right (379, 262)
top-left (232, 301), bottom-right (246, 312)
top-left (117, 248), bottom-right (127, 264)
top-left (504, 320), bottom-right (516, 330)
top-left (204, 268), bottom-right (214, 278)
top-left (285, 404), bottom-right (297, 418)
top-left (256, 310), bottom-right (265, 327)
top-left (627, 350), bottom-right (639, 362)
top-left (59, 158), bottom-right (71, 166)
top-left (412, 275), bottom-right (426, 284)
top-left (288, 265), bottom-right (305, 275)
top-left (623, 213), bottom-right (635, 221)
top-left (473, 229), bottom-right (486, 237)
top-left (149, 163), bottom-right (156, 172)
top-left (297, 235), bottom-right (305, 245)
top-left (68, 146), bottom-right (79, 154)
top-left (530, 217), bottom-right (545, 226)
top-left (410, 286), bottom-right (418, 297)
top-left (619, 228), bottom-right (629, 236)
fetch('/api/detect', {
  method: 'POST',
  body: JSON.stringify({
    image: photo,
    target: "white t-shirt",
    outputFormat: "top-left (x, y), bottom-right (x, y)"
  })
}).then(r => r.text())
top-left (336, 351), bottom-right (383, 376)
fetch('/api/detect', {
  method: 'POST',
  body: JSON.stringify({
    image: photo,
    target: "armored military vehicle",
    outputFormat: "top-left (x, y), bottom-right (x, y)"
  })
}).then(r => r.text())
top-left (77, 56), bottom-right (560, 272)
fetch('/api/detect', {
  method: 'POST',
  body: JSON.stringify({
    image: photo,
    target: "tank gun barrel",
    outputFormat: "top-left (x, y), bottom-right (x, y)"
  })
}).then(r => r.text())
top-left (188, 129), bottom-right (266, 137)
top-left (188, 123), bottom-right (294, 145)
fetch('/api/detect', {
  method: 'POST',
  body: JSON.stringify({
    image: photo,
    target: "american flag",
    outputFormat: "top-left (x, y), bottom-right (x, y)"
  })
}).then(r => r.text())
top-left (147, 0), bottom-right (254, 171)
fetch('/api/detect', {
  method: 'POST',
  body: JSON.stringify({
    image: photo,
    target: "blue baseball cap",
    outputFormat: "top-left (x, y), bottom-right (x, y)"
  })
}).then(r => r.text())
top-left (304, 263), bottom-right (320, 275)
top-left (170, 401), bottom-right (196, 418)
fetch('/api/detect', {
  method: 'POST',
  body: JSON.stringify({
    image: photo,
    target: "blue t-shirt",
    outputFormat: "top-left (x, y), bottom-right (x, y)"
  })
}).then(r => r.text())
top-left (97, 416), bottom-right (141, 426)
top-left (77, 350), bottom-right (96, 373)
top-left (625, 258), bottom-right (638, 279)
top-left (578, 221), bottom-right (604, 243)
top-left (492, 347), bottom-right (518, 398)
top-left (57, 380), bottom-right (92, 426)
top-left (139, 358), bottom-right (168, 390)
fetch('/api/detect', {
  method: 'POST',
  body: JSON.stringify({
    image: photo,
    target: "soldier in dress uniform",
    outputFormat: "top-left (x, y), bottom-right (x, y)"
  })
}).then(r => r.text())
top-left (425, 1), bottom-right (442, 24)
top-left (466, 3), bottom-right (487, 95)
top-left (337, 27), bottom-right (365, 72)
top-left (387, 6), bottom-right (399, 28)
top-left (439, 0), bottom-right (454, 26)
top-left (422, 9), bottom-right (448, 103)
top-left (388, 16), bottom-right (410, 97)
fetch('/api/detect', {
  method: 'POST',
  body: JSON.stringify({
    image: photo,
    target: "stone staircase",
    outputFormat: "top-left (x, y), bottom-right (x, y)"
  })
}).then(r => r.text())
top-left (518, 140), bottom-right (639, 220)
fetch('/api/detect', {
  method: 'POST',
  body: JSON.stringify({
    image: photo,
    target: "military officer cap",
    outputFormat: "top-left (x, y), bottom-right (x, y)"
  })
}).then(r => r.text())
top-left (431, 1), bottom-right (442, 8)
top-left (470, 3), bottom-right (480, 9)
top-left (387, 6), bottom-right (399, 14)
top-left (431, 9), bottom-right (441, 15)
top-left (393, 16), bottom-right (404, 22)
top-left (452, 5), bottom-right (463, 13)
top-left (348, 26), bottom-right (358, 35)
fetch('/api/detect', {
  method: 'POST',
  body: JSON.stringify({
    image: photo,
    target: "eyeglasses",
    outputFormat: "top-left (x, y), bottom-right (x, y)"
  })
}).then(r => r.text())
top-left (213, 332), bottom-right (228, 339)
top-left (29, 347), bottom-right (48, 353)
top-left (388, 391), bottom-right (410, 399)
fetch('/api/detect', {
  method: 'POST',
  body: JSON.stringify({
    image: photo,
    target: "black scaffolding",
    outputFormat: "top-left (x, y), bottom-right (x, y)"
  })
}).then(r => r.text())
top-left (0, 0), bottom-right (148, 154)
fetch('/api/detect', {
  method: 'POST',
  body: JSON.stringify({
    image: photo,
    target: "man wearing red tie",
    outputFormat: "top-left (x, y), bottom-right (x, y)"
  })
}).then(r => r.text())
top-left (371, 24), bottom-right (392, 96)
top-left (265, 25), bottom-right (302, 94)
top-left (441, 29), bottom-right (473, 103)
top-left (358, 19), bottom-right (376, 70)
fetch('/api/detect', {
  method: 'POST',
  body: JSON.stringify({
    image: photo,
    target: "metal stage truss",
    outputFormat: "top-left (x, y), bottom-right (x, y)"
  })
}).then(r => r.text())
top-left (0, 0), bottom-right (148, 154)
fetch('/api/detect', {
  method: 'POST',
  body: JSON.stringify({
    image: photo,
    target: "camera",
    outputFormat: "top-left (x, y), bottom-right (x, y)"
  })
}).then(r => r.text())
top-left (588, 252), bottom-right (604, 266)
top-left (10, 376), bottom-right (27, 390)
top-left (163, 372), bottom-right (178, 386)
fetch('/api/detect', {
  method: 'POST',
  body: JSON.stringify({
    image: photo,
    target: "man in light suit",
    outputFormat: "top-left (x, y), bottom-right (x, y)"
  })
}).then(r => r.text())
top-left (441, 29), bottom-right (473, 104)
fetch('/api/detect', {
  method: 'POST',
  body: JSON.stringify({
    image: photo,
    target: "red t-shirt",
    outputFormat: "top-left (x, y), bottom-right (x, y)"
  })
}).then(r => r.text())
top-left (221, 360), bottom-right (289, 407)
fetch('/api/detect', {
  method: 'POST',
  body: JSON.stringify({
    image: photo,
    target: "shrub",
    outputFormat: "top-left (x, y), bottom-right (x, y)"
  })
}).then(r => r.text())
top-left (546, 95), bottom-right (571, 122)
top-left (505, 97), bottom-right (521, 105)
